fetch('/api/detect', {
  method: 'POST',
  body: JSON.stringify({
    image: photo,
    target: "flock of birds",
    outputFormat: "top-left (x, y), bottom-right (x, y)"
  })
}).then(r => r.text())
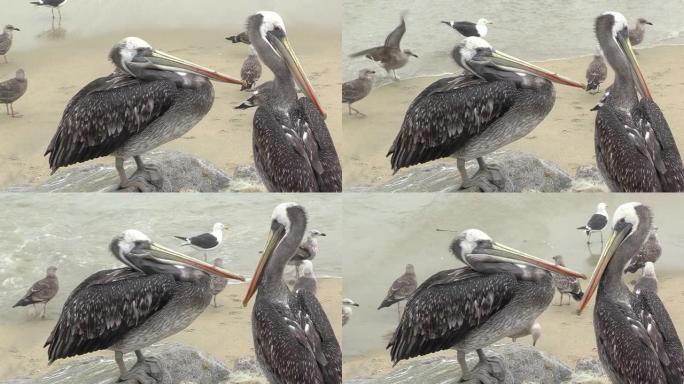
top-left (11, 203), bottom-right (342, 383)
top-left (2, 7), bottom-right (342, 193)
top-left (353, 201), bottom-right (679, 383)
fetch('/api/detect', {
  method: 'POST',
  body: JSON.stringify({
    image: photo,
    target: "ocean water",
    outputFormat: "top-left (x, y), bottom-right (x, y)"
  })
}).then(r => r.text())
top-left (343, 0), bottom-right (684, 82)
top-left (0, 194), bottom-right (342, 323)
top-left (341, 194), bottom-right (684, 359)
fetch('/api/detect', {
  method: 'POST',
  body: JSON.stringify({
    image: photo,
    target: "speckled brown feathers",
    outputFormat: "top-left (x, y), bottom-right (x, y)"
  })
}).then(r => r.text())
top-left (0, 70), bottom-right (27, 104)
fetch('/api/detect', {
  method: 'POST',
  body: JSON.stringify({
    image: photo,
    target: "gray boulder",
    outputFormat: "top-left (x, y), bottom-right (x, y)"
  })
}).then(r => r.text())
top-left (571, 166), bottom-right (609, 192)
top-left (365, 150), bottom-right (572, 192)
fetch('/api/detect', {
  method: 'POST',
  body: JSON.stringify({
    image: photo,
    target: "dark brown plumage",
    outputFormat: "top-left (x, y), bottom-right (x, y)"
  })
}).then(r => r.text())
top-left (226, 31), bottom-right (250, 44)
top-left (378, 264), bottom-right (417, 317)
top-left (342, 69), bottom-right (374, 115)
top-left (13, 266), bottom-right (58, 318)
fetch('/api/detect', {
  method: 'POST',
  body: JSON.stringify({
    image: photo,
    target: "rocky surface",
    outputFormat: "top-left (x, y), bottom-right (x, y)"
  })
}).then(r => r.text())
top-left (7, 151), bottom-right (266, 193)
top-left (0, 344), bottom-right (266, 384)
top-left (345, 343), bottom-right (610, 384)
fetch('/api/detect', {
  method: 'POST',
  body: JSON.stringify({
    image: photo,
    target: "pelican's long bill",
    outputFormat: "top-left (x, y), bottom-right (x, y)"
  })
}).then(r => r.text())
top-left (147, 49), bottom-right (245, 85)
top-left (615, 33), bottom-right (652, 100)
top-left (149, 242), bottom-right (245, 281)
top-left (577, 225), bottom-right (631, 314)
top-left (488, 242), bottom-right (587, 278)
top-left (243, 225), bottom-right (286, 306)
top-left (270, 34), bottom-right (327, 119)
top-left (491, 50), bottom-right (586, 89)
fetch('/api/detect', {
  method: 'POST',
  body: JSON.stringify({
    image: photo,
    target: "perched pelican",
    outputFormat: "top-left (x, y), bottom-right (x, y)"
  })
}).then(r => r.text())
top-left (0, 25), bottom-right (20, 63)
top-left (293, 260), bottom-right (318, 295)
top-left (44, 37), bottom-right (243, 192)
top-left (625, 227), bottom-right (661, 273)
top-left (629, 18), bottom-right (653, 47)
top-left (579, 202), bottom-right (684, 383)
top-left (551, 255), bottom-right (584, 305)
top-left (13, 266), bottom-right (59, 318)
top-left (635, 261), bottom-right (658, 294)
top-left (0, 69), bottom-right (28, 118)
top-left (342, 69), bottom-right (375, 116)
top-left (29, 0), bottom-right (67, 20)
top-left (377, 263), bottom-right (417, 320)
top-left (350, 15), bottom-right (418, 80)
top-left (241, 46), bottom-right (262, 91)
top-left (388, 36), bottom-right (584, 191)
top-left (593, 12), bottom-right (684, 191)
top-left (174, 222), bottom-right (227, 260)
top-left (510, 321), bottom-right (541, 346)
top-left (243, 203), bottom-right (341, 383)
top-left (226, 32), bottom-right (250, 45)
top-left (441, 18), bottom-right (493, 38)
top-left (576, 202), bottom-right (608, 243)
top-left (289, 229), bottom-right (326, 278)
top-left (342, 298), bottom-right (359, 326)
top-left (585, 47), bottom-right (607, 94)
top-left (209, 257), bottom-right (228, 307)
top-left (235, 80), bottom-right (274, 110)
top-left (246, 12), bottom-right (342, 192)
top-left (388, 229), bottom-right (585, 382)
top-left (45, 230), bottom-right (244, 382)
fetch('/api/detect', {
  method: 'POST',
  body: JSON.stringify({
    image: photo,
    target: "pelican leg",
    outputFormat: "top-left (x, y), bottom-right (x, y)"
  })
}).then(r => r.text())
top-left (459, 158), bottom-right (505, 192)
top-left (458, 349), bottom-right (507, 383)
top-left (115, 351), bottom-right (128, 378)
top-left (118, 350), bottom-right (165, 383)
top-left (117, 156), bottom-right (163, 192)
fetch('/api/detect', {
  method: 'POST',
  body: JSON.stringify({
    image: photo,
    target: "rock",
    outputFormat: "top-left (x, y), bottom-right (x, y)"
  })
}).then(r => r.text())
top-left (0, 344), bottom-right (265, 384)
top-left (367, 150), bottom-right (572, 192)
top-left (228, 165), bottom-right (266, 192)
top-left (571, 165), bottom-right (609, 192)
top-left (570, 358), bottom-right (610, 384)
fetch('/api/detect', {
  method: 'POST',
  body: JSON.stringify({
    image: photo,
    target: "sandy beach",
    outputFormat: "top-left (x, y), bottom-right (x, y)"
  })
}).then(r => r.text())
top-left (342, 272), bottom-right (684, 381)
top-left (0, 278), bottom-right (342, 381)
top-left (342, 45), bottom-right (684, 189)
top-left (0, 27), bottom-right (341, 189)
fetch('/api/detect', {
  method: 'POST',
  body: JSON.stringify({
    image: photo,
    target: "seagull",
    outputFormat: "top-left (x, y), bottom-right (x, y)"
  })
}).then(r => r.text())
top-left (209, 258), bottom-right (228, 307)
top-left (0, 25), bottom-right (20, 63)
top-left (441, 18), bottom-right (493, 38)
top-left (12, 266), bottom-right (59, 318)
top-left (342, 298), bottom-right (359, 326)
top-left (577, 202), bottom-right (608, 243)
top-left (240, 46), bottom-right (261, 91)
top-left (551, 255), bottom-right (584, 305)
top-left (0, 69), bottom-right (28, 118)
top-left (293, 260), bottom-right (317, 295)
top-left (586, 47), bottom-right (607, 94)
top-left (289, 229), bottom-right (326, 278)
top-left (342, 69), bottom-right (375, 116)
top-left (625, 228), bottom-right (661, 273)
top-left (628, 18), bottom-right (653, 47)
top-left (634, 261), bottom-right (658, 294)
top-left (377, 263), bottom-right (417, 321)
top-left (29, 0), bottom-right (68, 21)
top-left (174, 222), bottom-right (227, 260)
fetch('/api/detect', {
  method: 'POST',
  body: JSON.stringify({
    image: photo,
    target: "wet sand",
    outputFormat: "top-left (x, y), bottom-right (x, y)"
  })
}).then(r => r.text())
top-left (0, 27), bottom-right (341, 189)
top-left (0, 278), bottom-right (342, 381)
top-left (342, 272), bottom-right (684, 381)
top-left (343, 45), bottom-right (684, 189)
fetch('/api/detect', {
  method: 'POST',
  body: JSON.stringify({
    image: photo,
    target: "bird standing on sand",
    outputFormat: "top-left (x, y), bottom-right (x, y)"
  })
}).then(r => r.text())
top-left (293, 260), bottom-right (317, 295)
top-left (209, 257), bottom-right (228, 307)
top-left (175, 222), bottom-right (227, 261)
top-left (585, 48), bottom-right (607, 94)
top-left (377, 263), bottom-right (417, 321)
top-left (551, 255), bottom-right (584, 305)
top-left (510, 321), bottom-right (541, 346)
top-left (0, 69), bottom-right (28, 118)
top-left (342, 69), bottom-right (375, 116)
top-left (342, 298), bottom-right (359, 326)
top-left (13, 266), bottom-right (59, 319)
top-left (635, 261), bottom-right (658, 294)
top-left (577, 202), bottom-right (608, 243)
top-left (350, 14), bottom-right (418, 81)
top-left (235, 81), bottom-right (274, 110)
top-left (29, 0), bottom-right (68, 21)
top-left (226, 32), bottom-right (250, 45)
top-left (441, 18), bottom-right (493, 38)
top-left (0, 25), bottom-right (20, 63)
top-left (628, 18), bottom-right (653, 47)
top-left (625, 228), bottom-right (661, 273)
top-left (240, 46), bottom-right (262, 91)
top-left (289, 229), bottom-right (326, 278)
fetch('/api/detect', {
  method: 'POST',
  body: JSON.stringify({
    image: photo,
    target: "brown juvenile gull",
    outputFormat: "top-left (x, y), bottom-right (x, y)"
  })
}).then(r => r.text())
top-left (342, 69), bottom-right (375, 116)
top-left (288, 229), bottom-right (326, 278)
top-left (293, 260), bottom-right (317, 295)
top-left (551, 255), bottom-right (584, 305)
top-left (235, 80), bottom-right (274, 110)
top-left (350, 14), bottom-right (418, 81)
top-left (209, 258), bottom-right (228, 307)
top-left (378, 263), bottom-right (417, 320)
top-left (342, 298), bottom-right (359, 326)
top-left (13, 266), bottom-right (59, 318)
top-left (634, 261), bottom-right (658, 294)
top-left (240, 46), bottom-right (262, 91)
top-left (0, 69), bottom-right (28, 117)
top-left (624, 228), bottom-right (661, 273)
top-left (628, 18), bottom-right (653, 47)
top-left (585, 47), bottom-right (607, 94)
top-left (226, 31), bottom-right (250, 44)
top-left (510, 321), bottom-right (541, 346)
top-left (0, 25), bottom-right (20, 63)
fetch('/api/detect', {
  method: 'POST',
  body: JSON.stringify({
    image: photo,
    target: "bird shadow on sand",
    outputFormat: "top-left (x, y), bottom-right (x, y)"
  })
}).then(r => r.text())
top-left (37, 25), bottom-right (67, 40)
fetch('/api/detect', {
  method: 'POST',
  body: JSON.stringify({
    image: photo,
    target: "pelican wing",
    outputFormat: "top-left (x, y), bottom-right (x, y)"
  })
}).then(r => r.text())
top-left (45, 72), bottom-right (178, 171)
top-left (388, 76), bottom-right (517, 171)
top-left (45, 268), bottom-right (176, 362)
top-left (388, 268), bottom-right (516, 363)
top-left (384, 16), bottom-right (406, 48)
top-left (297, 97), bottom-right (342, 192)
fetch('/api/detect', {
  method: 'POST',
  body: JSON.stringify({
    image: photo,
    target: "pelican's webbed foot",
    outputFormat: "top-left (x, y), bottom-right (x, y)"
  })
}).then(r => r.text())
top-left (118, 354), bottom-right (166, 384)
top-left (459, 159), bottom-right (506, 193)
top-left (459, 351), bottom-right (508, 384)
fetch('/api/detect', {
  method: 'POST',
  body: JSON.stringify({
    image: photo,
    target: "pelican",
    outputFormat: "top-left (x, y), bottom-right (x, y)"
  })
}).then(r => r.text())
top-left (342, 69), bottom-right (375, 116)
top-left (593, 12), bottom-right (684, 191)
top-left (0, 25), bottom-right (20, 63)
top-left (44, 37), bottom-right (243, 192)
top-left (388, 36), bottom-right (584, 191)
top-left (629, 18), bottom-right (653, 47)
top-left (45, 230), bottom-right (244, 382)
top-left (0, 69), bottom-right (28, 118)
top-left (586, 47), bottom-right (607, 94)
top-left (246, 12), bottom-right (342, 192)
top-left (579, 202), bottom-right (684, 383)
top-left (13, 266), bottom-right (59, 318)
top-left (243, 203), bottom-right (341, 383)
top-left (350, 15), bottom-right (418, 81)
top-left (441, 18), bottom-right (493, 38)
top-left (388, 229), bottom-right (585, 382)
